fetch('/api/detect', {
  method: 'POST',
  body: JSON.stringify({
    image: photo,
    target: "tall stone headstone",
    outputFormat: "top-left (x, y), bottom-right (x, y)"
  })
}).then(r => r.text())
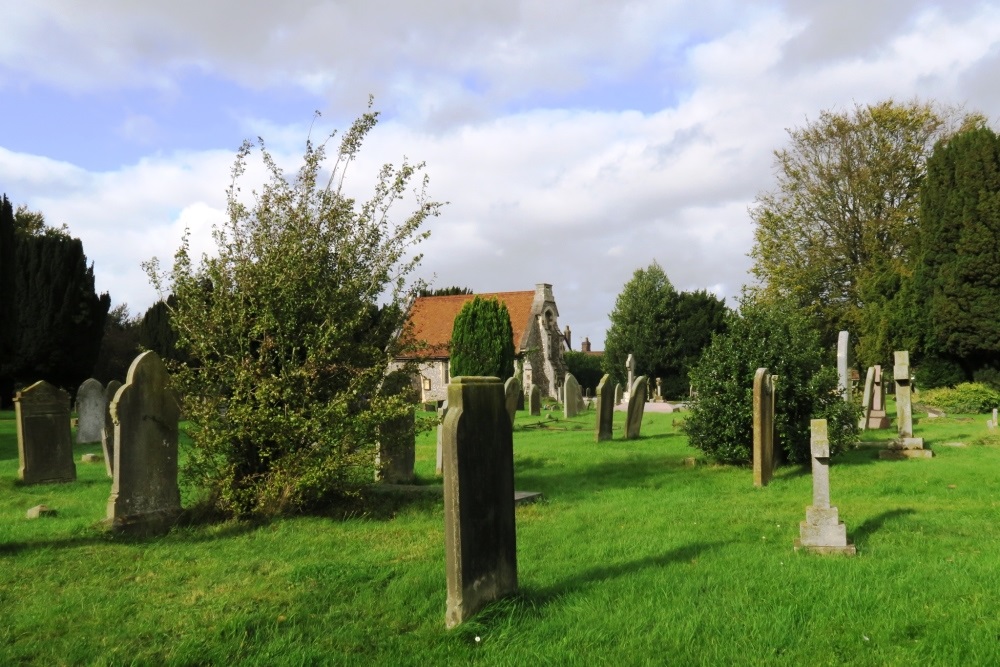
top-left (624, 354), bottom-right (636, 399)
top-left (654, 377), bottom-right (663, 402)
top-left (881, 351), bottom-right (930, 458)
top-left (436, 401), bottom-right (449, 476)
top-left (859, 366), bottom-right (875, 430)
top-left (442, 377), bottom-right (517, 629)
top-left (564, 374), bottom-right (581, 418)
top-left (836, 331), bottom-right (851, 402)
top-left (625, 376), bottom-right (647, 439)
top-left (107, 351), bottom-right (181, 532)
top-left (378, 407), bottom-right (416, 484)
top-left (76, 378), bottom-right (105, 444)
top-left (529, 384), bottom-right (541, 416)
top-left (595, 374), bottom-right (615, 442)
top-left (16, 381), bottom-right (76, 484)
top-left (795, 419), bottom-right (855, 555)
top-left (614, 383), bottom-right (623, 405)
top-left (752, 368), bottom-right (777, 488)
top-left (867, 365), bottom-right (890, 429)
top-left (101, 380), bottom-right (123, 478)
top-left (503, 377), bottom-right (520, 426)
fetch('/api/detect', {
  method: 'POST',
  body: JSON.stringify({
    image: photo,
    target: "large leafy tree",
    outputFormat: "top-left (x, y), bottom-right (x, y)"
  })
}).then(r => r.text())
top-left (749, 99), bottom-right (984, 365)
top-left (91, 303), bottom-right (140, 384)
top-left (146, 105), bottom-right (441, 516)
top-left (449, 296), bottom-right (515, 379)
top-left (913, 126), bottom-right (1000, 380)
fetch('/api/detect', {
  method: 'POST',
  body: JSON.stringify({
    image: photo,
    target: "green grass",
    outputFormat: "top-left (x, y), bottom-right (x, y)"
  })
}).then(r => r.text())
top-left (3, 405), bottom-right (1000, 665)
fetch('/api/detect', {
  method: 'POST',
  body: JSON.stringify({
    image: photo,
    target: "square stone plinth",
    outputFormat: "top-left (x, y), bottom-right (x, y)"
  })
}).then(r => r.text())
top-left (794, 540), bottom-right (857, 556)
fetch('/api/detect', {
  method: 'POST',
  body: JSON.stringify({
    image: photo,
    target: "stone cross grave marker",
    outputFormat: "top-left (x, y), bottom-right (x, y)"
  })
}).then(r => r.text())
top-left (529, 383), bottom-right (541, 416)
top-left (625, 376), bottom-right (648, 439)
top-left (75, 378), bottom-right (105, 444)
top-left (595, 374), bottom-right (615, 442)
top-left (753, 368), bottom-right (777, 487)
top-left (655, 377), bottom-right (663, 402)
top-left (564, 373), bottom-right (581, 418)
top-left (880, 351), bottom-right (930, 459)
top-left (867, 365), bottom-right (890, 429)
top-left (836, 331), bottom-right (851, 402)
top-left (859, 366), bottom-right (875, 431)
top-left (101, 380), bottom-right (122, 477)
top-left (442, 377), bottom-right (517, 629)
top-left (107, 351), bottom-right (181, 532)
top-left (16, 381), bottom-right (76, 484)
top-left (794, 419), bottom-right (855, 555)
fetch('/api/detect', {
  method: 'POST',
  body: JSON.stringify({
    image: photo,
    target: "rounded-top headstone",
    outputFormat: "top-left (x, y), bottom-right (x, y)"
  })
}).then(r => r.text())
top-left (76, 378), bottom-right (106, 444)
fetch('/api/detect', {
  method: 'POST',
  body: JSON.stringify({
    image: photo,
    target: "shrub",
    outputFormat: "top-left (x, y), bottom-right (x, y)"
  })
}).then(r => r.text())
top-left (914, 383), bottom-right (1000, 414)
top-left (449, 296), bottom-right (515, 379)
top-left (683, 297), bottom-right (859, 465)
top-left (564, 350), bottom-right (603, 395)
top-left (914, 355), bottom-right (966, 389)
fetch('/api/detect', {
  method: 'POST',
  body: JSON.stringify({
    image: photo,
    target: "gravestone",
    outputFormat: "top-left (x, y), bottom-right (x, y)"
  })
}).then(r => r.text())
top-left (615, 383), bottom-right (623, 405)
top-left (564, 374), bottom-right (581, 418)
top-left (16, 381), bottom-right (76, 484)
top-left (378, 407), bottom-right (416, 484)
top-left (752, 368), bottom-right (777, 488)
top-left (624, 354), bottom-right (636, 399)
top-left (436, 401), bottom-right (448, 476)
top-left (880, 351), bottom-right (930, 459)
top-left (107, 351), bottom-right (181, 532)
top-left (866, 365), bottom-right (890, 429)
top-left (595, 374), bottom-right (615, 442)
top-left (836, 331), bottom-right (851, 402)
top-left (795, 419), bottom-right (855, 555)
top-left (859, 366), bottom-right (875, 430)
top-left (442, 377), bottom-right (517, 629)
top-left (625, 376), bottom-right (647, 439)
top-left (529, 384), bottom-right (541, 416)
top-left (503, 377), bottom-right (520, 426)
top-left (101, 380), bottom-right (122, 477)
top-left (654, 377), bottom-right (663, 402)
top-left (988, 408), bottom-right (998, 431)
top-left (75, 378), bottom-right (105, 444)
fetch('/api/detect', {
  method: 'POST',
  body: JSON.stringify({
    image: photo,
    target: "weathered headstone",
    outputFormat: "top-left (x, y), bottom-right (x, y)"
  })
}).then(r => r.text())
top-left (442, 377), bottom-right (517, 629)
top-left (836, 331), bottom-right (851, 402)
top-left (595, 374), bottom-right (615, 442)
top-left (752, 368), bottom-right (777, 488)
top-left (564, 374), bottom-right (581, 418)
top-left (503, 377), bottom-right (520, 426)
top-left (654, 377), bottom-right (663, 402)
top-left (866, 365), bottom-right (890, 429)
top-left (26, 504), bottom-right (57, 518)
top-left (989, 408), bottom-right (998, 431)
top-left (16, 381), bottom-right (75, 485)
top-left (107, 351), bottom-right (181, 532)
top-left (436, 401), bottom-right (448, 476)
top-left (880, 351), bottom-right (930, 459)
top-left (529, 384), bottom-right (541, 416)
top-left (859, 366), bottom-right (875, 430)
top-left (795, 419), bottom-right (855, 555)
top-left (378, 406), bottom-right (416, 484)
top-left (75, 378), bottom-right (105, 444)
top-left (624, 354), bottom-right (636, 399)
top-left (101, 380), bottom-right (122, 478)
top-left (625, 376), bottom-right (647, 439)
top-left (614, 383), bottom-right (623, 405)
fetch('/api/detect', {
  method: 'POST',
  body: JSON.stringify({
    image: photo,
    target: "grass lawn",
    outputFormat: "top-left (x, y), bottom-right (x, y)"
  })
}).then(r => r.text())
top-left (2, 402), bottom-right (1000, 665)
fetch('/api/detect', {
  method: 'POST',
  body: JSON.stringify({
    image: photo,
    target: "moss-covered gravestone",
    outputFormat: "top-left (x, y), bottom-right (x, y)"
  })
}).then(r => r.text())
top-left (16, 381), bottom-right (76, 484)
top-left (503, 377), bottom-right (520, 426)
top-left (564, 373), bottom-right (581, 418)
top-left (529, 383), bottom-right (541, 416)
top-left (624, 376), bottom-right (647, 439)
top-left (752, 368), bottom-right (777, 487)
top-left (75, 377), bottom-right (105, 444)
top-left (595, 374), bottom-right (614, 442)
top-left (101, 380), bottom-right (122, 478)
top-left (443, 377), bottom-right (517, 629)
top-left (107, 351), bottom-right (181, 533)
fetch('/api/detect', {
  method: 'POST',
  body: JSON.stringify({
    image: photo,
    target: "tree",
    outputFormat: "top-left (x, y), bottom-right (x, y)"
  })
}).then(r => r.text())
top-left (913, 126), bottom-right (1000, 383)
top-left (0, 196), bottom-right (15, 405)
top-left (749, 99), bottom-right (985, 365)
top-left (668, 289), bottom-right (728, 398)
top-left (139, 296), bottom-right (186, 365)
top-left (684, 296), bottom-right (859, 465)
top-left (417, 285), bottom-right (472, 297)
top-left (564, 350), bottom-right (603, 395)
top-left (146, 104), bottom-right (441, 516)
top-left (449, 296), bottom-right (515, 379)
top-left (91, 303), bottom-right (140, 384)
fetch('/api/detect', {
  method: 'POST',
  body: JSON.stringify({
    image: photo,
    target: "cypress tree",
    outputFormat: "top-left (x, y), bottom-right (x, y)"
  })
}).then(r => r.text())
top-left (0, 195), bottom-right (16, 405)
top-left (449, 296), bottom-right (515, 379)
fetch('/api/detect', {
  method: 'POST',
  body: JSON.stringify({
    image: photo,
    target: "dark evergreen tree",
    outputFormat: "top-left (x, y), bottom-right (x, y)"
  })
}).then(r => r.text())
top-left (139, 297), bottom-right (183, 363)
top-left (417, 286), bottom-right (473, 297)
top-left (668, 289), bottom-right (728, 398)
top-left (0, 196), bottom-right (16, 406)
top-left (449, 296), bottom-right (515, 379)
top-left (92, 303), bottom-right (140, 384)
top-left (564, 350), bottom-right (604, 395)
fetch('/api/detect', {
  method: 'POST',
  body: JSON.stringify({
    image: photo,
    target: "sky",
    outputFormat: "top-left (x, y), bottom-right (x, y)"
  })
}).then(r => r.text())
top-left (3, 1), bottom-right (1000, 350)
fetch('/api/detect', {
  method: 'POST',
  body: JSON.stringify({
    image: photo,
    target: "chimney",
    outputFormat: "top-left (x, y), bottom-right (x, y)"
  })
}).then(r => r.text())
top-left (581, 337), bottom-right (591, 353)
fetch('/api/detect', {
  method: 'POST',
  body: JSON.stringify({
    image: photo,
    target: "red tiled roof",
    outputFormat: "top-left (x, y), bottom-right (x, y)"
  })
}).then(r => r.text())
top-left (398, 291), bottom-right (535, 359)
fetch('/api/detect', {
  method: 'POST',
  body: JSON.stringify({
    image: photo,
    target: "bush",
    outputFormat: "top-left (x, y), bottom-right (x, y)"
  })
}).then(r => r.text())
top-left (972, 365), bottom-right (1000, 391)
top-left (683, 298), bottom-right (859, 465)
top-left (914, 355), bottom-right (966, 389)
top-left (914, 383), bottom-right (1000, 414)
top-left (449, 296), bottom-right (515, 379)
top-left (564, 350), bottom-right (603, 395)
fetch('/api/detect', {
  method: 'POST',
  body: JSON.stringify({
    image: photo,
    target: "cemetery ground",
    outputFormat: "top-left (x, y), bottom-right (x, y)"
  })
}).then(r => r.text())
top-left (3, 404), bottom-right (1000, 665)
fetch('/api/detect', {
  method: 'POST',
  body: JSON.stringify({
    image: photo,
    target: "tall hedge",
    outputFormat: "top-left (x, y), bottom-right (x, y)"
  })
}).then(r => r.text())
top-left (449, 296), bottom-right (515, 379)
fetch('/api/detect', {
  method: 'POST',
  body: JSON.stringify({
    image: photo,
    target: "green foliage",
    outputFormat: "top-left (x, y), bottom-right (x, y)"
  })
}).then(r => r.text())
top-left (417, 285), bottom-right (472, 297)
top-left (449, 296), bottom-right (515, 379)
top-left (564, 350), bottom-right (603, 394)
top-left (91, 303), bottom-right (140, 384)
top-left (914, 382), bottom-right (1000, 414)
top-left (145, 105), bottom-right (441, 517)
top-left (914, 354), bottom-right (966, 390)
top-left (684, 297), bottom-right (859, 464)
top-left (749, 99), bottom-right (985, 363)
top-left (138, 296), bottom-right (186, 365)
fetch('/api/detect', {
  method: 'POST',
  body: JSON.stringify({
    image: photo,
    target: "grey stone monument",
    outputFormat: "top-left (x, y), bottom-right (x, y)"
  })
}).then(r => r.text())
top-left (378, 406), bottom-right (415, 484)
top-left (836, 330), bottom-right (851, 402)
top-left (503, 377), bottom-right (520, 426)
top-left (795, 419), bottom-right (856, 555)
top-left (625, 376), bottom-right (647, 439)
top-left (75, 378), bottom-right (105, 444)
top-left (624, 354), bottom-right (636, 399)
top-left (442, 377), bottom-right (517, 629)
top-left (435, 401), bottom-right (448, 476)
top-left (880, 351), bottom-right (930, 459)
top-left (107, 351), bottom-right (182, 532)
top-left (654, 377), bottom-right (663, 402)
top-left (101, 380), bottom-right (122, 478)
top-left (564, 374), bottom-right (581, 418)
top-left (614, 383), bottom-right (623, 405)
top-left (859, 366), bottom-right (875, 431)
top-left (867, 365), bottom-right (890, 429)
top-left (752, 368), bottom-right (777, 488)
top-left (529, 384), bottom-right (541, 416)
top-left (595, 374), bottom-right (615, 442)
top-left (16, 381), bottom-right (76, 484)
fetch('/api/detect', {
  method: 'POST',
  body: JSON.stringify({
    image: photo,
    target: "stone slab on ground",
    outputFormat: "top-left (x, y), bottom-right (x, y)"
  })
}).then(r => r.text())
top-left (26, 504), bottom-right (57, 519)
top-left (514, 491), bottom-right (543, 506)
top-left (81, 453), bottom-right (103, 463)
top-left (879, 449), bottom-right (934, 460)
top-left (793, 540), bottom-right (857, 556)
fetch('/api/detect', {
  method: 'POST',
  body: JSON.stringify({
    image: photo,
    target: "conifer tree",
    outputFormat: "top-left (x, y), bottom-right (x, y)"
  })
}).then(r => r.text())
top-left (449, 296), bottom-right (515, 379)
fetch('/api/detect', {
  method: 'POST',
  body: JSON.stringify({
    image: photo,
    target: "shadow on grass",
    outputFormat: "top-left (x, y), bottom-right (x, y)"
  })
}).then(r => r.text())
top-left (851, 508), bottom-right (917, 547)
top-left (514, 454), bottom-right (694, 498)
